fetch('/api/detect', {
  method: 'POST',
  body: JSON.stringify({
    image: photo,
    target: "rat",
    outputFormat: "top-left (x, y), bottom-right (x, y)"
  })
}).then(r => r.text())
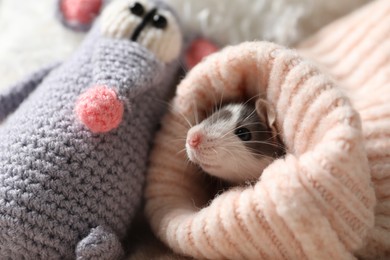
top-left (186, 99), bottom-right (285, 184)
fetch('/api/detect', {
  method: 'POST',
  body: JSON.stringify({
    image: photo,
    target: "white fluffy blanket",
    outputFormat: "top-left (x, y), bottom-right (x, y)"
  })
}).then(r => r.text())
top-left (0, 0), bottom-right (370, 89)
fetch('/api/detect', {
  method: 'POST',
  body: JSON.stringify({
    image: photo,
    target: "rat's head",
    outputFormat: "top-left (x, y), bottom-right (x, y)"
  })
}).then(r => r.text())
top-left (186, 100), bottom-right (284, 184)
top-left (75, 0), bottom-right (183, 134)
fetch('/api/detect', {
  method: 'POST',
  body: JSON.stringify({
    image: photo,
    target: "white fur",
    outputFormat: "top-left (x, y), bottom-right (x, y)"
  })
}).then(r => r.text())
top-left (0, 0), bottom-right (370, 90)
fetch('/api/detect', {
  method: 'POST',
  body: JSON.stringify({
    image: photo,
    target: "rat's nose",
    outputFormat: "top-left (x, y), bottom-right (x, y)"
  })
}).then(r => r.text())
top-left (188, 131), bottom-right (203, 149)
top-left (75, 85), bottom-right (124, 133)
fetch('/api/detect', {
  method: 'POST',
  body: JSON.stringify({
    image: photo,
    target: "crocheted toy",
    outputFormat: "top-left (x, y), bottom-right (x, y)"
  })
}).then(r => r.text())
top-left (145, 0), bottom-right (389, 259)
top-left (0, 0), bottom-right (182, 258)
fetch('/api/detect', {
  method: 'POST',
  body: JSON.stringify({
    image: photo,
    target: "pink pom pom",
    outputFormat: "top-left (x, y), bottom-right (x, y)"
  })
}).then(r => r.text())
top-left (75, 85), bottom-right (124, 133)
top-left (60, 0), bottom-right (102, 25)
top-left (185, 38), bottom-right (219, 70)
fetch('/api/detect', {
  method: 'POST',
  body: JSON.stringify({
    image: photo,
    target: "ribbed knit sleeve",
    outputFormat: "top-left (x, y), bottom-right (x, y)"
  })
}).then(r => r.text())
top-left (298, 0), bottom-right (390, 258)
top-left (145, 41), bottom-right (376, 259)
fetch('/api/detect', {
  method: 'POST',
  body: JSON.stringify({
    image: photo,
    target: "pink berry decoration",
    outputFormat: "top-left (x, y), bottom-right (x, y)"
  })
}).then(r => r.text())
top-left (60, 0), bottom-right (102, 25)
top-left (75, 85), bottom-right (124, 133)
top-left (185, 38), bottom-right (219, 70)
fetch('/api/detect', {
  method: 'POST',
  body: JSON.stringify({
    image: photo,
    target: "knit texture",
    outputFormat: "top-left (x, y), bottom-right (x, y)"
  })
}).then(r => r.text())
top-left (0, 63), bottom-right (59, 123)
top-left (0, 0), bottom-right (182, 258)
top-left (298, 0), bottom-right (390, 258)
top-left (144, 40), bottom-right (376, 259)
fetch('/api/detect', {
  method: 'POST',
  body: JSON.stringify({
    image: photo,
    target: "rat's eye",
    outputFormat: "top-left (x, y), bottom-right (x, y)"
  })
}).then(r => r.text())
top-left (129, 2), bottom-right (144, 16)
top-left (152, 14), bottom-right (167, 29)
top-left (235, 128), bottom-right (252, 141)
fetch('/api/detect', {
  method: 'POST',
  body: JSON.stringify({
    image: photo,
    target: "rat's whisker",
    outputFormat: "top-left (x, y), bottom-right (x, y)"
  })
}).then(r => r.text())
top-left (224, 140), bottom-right (283, 157)
top-left (176, 147), bottom-right (188, 156)
top-left (244, 141), bottom-right (287, 151)
top-left (178, 59), bottom-right (189, 75)
top-left (219, 89), bottom-right (225, 113)
top-left (242, 107), bottom-right (258, 123)
top-left (172, 136), bottom-right (188, 142)
top-left (242, 94), bottom-right (263, 106)
top-left (218, 121), bottom-right (271, 140)
top-left (152, 98), bottom-right (193, 128)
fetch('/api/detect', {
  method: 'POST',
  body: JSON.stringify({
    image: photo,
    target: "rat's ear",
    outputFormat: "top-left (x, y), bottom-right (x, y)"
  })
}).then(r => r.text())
top-left (255, 98), bottom-right (276, 128)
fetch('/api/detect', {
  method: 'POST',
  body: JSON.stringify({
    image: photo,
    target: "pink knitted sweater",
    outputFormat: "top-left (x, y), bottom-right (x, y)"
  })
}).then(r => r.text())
top-left (145, 0), bottom-right (389, 259)
top-left (299, 0), bottom-right (390, 258)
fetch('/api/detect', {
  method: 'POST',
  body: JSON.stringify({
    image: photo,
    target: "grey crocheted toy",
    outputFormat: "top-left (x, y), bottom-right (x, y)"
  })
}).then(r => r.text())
top-left (0, 0), bottom-right (182, 258)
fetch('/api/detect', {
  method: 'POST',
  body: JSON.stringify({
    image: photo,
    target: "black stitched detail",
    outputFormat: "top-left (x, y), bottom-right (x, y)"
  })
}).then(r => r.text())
top-left (152, 14), bottom-right (167, 29)
top-left (131, 8), bottom-right (157, 41)
top-left (129, 2), bottom-right (145, 17)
